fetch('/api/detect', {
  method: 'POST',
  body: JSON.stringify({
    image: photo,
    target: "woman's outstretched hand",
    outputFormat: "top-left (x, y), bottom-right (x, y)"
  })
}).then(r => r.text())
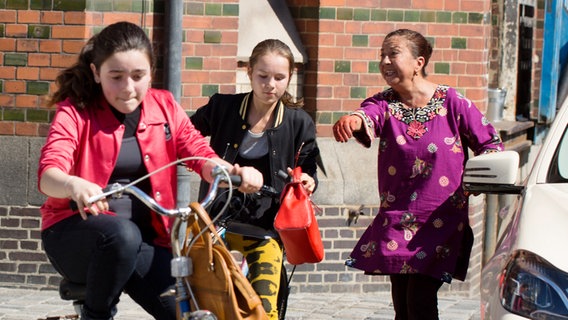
top-left (333, 114), bottom-right (362, 142)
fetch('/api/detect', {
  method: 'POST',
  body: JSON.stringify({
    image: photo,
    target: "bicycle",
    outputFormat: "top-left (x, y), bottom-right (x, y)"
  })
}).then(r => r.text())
top-left (56, 157), bottom-right (267, 320)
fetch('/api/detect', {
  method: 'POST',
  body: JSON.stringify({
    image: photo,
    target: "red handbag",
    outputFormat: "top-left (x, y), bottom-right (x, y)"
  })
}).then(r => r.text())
top-left (274, 167), bottom-right (324, 265)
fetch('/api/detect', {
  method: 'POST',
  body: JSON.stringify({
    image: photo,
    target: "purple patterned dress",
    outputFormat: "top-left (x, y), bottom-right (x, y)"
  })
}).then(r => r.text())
top-left (346, 85), bottom-right (503, 282)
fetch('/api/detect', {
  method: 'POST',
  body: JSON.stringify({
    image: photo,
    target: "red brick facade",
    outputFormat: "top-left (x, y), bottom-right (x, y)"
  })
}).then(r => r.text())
top-left (1, 0), bottom-right (541, 137)
top-left (0, 0), bottom-right (542, 298)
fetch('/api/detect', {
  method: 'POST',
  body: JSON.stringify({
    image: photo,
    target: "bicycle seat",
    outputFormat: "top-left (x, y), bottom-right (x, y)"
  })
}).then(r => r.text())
top-left (59, 278), bottom-right (86, 301)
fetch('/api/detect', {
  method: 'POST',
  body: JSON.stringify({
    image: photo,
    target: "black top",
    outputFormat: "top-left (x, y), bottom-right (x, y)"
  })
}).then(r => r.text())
top-left (108, 106), bottom-right (155, 241)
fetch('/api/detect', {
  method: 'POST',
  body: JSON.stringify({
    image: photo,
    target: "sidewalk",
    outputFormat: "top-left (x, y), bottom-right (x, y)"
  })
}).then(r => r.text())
top-left (0, 287), bottom-right (481, 320)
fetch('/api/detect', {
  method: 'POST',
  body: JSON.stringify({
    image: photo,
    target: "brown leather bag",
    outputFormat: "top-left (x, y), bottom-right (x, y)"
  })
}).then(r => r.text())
top-left (181, 202), bottom-right (268, 320)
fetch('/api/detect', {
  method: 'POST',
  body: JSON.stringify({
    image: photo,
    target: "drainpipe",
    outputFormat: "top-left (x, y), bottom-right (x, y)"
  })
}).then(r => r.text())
top-left (164, 2), bottom-right (191, 205)
top-left (164, 0), bottom-right (183, 103)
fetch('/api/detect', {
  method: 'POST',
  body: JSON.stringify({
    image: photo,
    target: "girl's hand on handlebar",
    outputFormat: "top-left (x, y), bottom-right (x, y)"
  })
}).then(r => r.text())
top-left (66, 176), bottom-right (109, 219)
top-left (231, 163), bottom-right (263, 194)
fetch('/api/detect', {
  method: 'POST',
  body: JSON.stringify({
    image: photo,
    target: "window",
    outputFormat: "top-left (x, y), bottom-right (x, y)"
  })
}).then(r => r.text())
top-left (548, 125), bottom-right (568, 182)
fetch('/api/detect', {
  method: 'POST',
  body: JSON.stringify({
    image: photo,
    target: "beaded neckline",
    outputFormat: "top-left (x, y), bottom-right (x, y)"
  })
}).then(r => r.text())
top-left (385, 85), bottom-right (449, 139)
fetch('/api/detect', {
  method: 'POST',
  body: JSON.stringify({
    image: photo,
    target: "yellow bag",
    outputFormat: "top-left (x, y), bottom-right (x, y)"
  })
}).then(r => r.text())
top-left (181, 202), bottom-right (268, 320)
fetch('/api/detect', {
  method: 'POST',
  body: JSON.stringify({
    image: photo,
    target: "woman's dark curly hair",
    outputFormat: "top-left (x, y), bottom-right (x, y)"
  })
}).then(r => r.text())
top-left (47, 21), bottom-right (155, 109)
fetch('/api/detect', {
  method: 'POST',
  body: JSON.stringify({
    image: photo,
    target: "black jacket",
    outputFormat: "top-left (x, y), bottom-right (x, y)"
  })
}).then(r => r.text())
top-left (190, 92), bottom-right (320, 229)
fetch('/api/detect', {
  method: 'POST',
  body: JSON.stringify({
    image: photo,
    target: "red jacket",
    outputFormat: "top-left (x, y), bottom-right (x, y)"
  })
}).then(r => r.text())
top-left (38, 89), bottom-right (217, 247)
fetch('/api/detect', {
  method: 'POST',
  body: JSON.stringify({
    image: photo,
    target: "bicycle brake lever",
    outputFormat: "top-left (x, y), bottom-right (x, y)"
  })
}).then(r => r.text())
top-left (277, 169), bottom-right (289, 182)
top-left (87, 183), bottom-right (124, 204)
top-left (258, 185), bottom-right (279, 198)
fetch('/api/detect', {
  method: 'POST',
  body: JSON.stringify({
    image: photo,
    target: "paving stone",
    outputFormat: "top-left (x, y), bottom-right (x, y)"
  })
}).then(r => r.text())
top-left (0, 287), bottom-right (481, 320)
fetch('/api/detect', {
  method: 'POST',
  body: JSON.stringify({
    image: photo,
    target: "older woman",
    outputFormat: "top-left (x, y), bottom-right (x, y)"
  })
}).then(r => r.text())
top-left (333, 29), bottom-right (503, 320)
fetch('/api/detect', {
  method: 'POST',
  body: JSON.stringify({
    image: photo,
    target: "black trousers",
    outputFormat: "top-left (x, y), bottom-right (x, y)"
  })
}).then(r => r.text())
top-left (390, 274), bottom-right (444, 320)
top-left (42, 214), bottom-right (176, 320)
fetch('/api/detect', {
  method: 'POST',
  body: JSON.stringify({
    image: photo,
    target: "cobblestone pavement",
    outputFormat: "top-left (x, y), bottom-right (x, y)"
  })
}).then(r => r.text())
top-left (0, 287), bottom-right (481, 320)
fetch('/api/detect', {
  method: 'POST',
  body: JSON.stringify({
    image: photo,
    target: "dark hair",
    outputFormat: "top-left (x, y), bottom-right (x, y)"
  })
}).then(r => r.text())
top-left (384, 29), bottom-right (433, 77)
top-left (248, 39), bottom-right (303, 108)
top-left (47, 21), bottom-right (155, 109)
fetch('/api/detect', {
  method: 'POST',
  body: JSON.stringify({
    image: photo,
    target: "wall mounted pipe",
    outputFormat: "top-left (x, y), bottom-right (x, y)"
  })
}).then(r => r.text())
top-left (164, 1), bottom-right (183, 103)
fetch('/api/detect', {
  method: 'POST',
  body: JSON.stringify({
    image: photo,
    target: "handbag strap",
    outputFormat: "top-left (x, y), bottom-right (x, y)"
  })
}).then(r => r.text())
top-left (181, 212), bottom-right (211, 263)
top-left (187, 202), bottom-right (229, 251)
top-left (280, 167), bottom-right (308, 202)
top-left (180, 202), bottom-right (217, 263)
top-left (291, 166), bottom-right (302, 183)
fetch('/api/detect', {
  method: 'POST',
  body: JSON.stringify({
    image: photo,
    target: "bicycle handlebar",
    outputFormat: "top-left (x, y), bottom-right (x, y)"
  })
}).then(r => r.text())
top-left (87, 164), bottom-right (282, 217)
top-left (257, 185), bottom-right (280, 198)
top-left (252, 169), bottom-right (287, 199)
top-left (86, 165), bottom-right (241, 218)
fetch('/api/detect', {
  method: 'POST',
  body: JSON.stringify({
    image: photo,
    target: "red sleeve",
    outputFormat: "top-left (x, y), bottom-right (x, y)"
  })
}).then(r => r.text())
top-left (37, 100), bottom-right (81, 193)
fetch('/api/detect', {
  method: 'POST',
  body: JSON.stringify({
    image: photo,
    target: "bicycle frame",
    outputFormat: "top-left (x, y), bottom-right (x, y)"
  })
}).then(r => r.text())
top-left (87, 158), bottom-right (238, 320)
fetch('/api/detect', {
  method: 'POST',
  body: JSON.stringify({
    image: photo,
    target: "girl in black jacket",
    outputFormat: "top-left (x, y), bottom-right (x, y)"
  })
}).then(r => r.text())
top-left (190, 39), bottom-right (320, 319)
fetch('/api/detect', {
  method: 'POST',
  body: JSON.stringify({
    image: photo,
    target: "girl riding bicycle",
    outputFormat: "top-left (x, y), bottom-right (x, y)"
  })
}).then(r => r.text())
top-left (190, 39), bottom-right (320, 319)
top-left (38, 21), bottom-right (263, 320)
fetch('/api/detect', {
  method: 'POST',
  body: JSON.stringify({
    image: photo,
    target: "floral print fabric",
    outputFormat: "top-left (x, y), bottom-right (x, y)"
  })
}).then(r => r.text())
top-left (346, 85), bottom-right (503, 282)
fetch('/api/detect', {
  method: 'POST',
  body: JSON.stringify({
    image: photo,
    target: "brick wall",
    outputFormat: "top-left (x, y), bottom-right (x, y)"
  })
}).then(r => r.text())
top-left (1, 0), bottom-right (541, 138)
top-left (0, 1), bottom-right (166, 136)
top-left (0, 134), bottom-right (483, 298)
top-left (2, 202), bottom-right (389, 293)
top-left (0, 206), bottom-right (52, 287)
top-left (180, 0), bottom-right (240, 110)
top-left (0, 0), bottom-right (537, 299)
top-left (298, 0), bottom-right (494, 136)
top-left (0, 201), bottom-right (485, 296)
